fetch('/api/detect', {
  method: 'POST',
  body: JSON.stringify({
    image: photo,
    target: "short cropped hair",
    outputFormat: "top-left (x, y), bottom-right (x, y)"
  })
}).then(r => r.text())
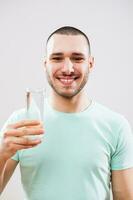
top-left (46, 26), bottom-right (91, 54)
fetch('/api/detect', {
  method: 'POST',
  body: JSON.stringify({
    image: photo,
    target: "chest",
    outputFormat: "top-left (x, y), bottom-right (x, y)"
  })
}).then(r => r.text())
top-left (19, 117), bottom-right (112, 173)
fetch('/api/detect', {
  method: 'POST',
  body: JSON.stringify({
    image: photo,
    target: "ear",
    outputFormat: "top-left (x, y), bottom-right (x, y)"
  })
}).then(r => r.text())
top-left (88, 56), bottom-right (94, 72)
top-left (43, 56), bottom-right (47, 72)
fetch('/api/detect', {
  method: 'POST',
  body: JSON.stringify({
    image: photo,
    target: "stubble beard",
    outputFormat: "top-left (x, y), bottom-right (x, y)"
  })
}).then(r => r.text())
top-left (45, 70), bottom-right (89, 99)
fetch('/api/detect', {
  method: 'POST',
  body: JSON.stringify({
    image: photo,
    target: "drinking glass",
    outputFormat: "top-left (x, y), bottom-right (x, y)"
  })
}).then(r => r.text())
top-left (25, 88), bottom-right (45, 140)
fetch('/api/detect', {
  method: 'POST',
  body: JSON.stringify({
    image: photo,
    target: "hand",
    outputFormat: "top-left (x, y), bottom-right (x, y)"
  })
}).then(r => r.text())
top-left (0, 120), bottom-right (44, 161)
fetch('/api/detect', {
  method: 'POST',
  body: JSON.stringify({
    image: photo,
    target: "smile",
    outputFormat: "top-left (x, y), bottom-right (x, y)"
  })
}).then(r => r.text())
top-left (59, 78), bottom-right (74, 85)
top-left (56, 76), bottom-right (79, 86)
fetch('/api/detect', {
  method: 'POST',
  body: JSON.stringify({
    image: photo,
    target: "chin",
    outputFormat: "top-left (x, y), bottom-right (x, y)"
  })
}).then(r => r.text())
top-left (54, 88), bottom-right (82, 99)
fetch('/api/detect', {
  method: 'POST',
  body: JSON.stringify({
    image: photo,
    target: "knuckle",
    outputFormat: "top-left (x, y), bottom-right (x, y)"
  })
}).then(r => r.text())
top-left (3, 137), bottom-right (10, 145)
top-left (23, 137), bottom-right (30, 145)
top-left (21, 120), bottom-right (27, 126)
top-left (22, 127), bottom-right (27, 134)
top-left (4, 131), bottom-right (9, 138)
top-left (20, 127), bottom-right (28, 135)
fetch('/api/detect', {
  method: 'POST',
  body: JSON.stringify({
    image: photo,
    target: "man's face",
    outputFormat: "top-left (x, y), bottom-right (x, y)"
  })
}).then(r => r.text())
top-left (45, 34), bottom-right (93, 98)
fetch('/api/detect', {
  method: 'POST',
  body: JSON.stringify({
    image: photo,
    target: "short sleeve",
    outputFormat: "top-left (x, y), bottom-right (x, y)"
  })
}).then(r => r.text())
top-left (0, 109), bottom-right (26, 162)
top-left (111, 117), bottom-right (133, 170)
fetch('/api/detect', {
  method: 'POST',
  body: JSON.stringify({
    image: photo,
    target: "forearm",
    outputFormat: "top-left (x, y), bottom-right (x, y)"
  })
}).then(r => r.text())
top-left (0, 155), bottom-right (8, 193)
top-left (112, 168), bottom-right (133, 200)
top-left (113, 191), bottom-right (133, 200)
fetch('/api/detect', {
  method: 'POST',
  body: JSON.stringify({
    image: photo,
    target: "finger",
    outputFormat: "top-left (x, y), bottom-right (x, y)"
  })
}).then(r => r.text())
top-left (4, 136), bottom-right (42, 146)
top-left (13, 137), bottom-right (42, 146)
top-left (4, 127), bottom-right (44, 137)
top-left (25, 124), bottom-right (43, 129)
top-left (7, 120), bottom-right (42, 129)
top-left (12, 143), bottom-right (41, 151)
top-left (19, 127), bottom-right (44, 136)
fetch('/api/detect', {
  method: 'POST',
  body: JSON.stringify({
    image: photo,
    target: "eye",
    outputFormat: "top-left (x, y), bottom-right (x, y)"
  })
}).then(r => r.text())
top-left (51, 57), bottom-right (63, 62)
top-left (71, 57), bottom-right (84, 62)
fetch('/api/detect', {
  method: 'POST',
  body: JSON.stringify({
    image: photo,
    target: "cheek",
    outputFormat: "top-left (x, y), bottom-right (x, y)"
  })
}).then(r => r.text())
top-left (81, 64), bottom-right (89, 73)
top-left (75, 64), bottom-right (88, 75)
top-left (47, 62), bottom-right (62, 78)
top-left (46, 64), bottom-right (56, 77)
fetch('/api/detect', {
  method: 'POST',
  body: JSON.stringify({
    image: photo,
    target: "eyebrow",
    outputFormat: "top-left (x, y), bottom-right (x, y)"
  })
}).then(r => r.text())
top-left (50, 52), bottom-right (85, 57)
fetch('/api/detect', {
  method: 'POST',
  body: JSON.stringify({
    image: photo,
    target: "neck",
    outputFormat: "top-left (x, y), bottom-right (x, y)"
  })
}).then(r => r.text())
top-left (48, 90), bottom-right (91, 113)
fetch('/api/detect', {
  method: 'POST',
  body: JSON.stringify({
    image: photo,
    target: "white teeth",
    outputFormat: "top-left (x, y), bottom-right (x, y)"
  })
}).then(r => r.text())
top-left (60, 79), bottom-right (74, 84)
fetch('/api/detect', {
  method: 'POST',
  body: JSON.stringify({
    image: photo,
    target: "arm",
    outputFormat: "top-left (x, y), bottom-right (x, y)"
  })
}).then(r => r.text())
top-left (111, 168), bottom-right (133, 200)
top-left (0, 119), bottom-right (44, 193)
top-left (0, 158), bottom-right (18, 193)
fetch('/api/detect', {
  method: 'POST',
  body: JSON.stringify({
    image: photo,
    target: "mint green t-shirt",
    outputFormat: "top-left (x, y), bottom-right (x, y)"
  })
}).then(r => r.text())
top-left (1, 100), bottom-right (133, 200)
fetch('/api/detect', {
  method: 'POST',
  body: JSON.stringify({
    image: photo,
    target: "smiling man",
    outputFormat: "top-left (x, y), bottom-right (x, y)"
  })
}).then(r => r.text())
top-left (0, 26), bottom-right (133, 200)
top-left (45, 31), bottom-right (94, 112)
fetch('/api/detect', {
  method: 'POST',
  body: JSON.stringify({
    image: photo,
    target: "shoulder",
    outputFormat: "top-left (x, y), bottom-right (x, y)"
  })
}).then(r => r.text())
top-left (92, 101), bottom-right (133, 139)
top-left (93, 101), bottom-right (129, 126)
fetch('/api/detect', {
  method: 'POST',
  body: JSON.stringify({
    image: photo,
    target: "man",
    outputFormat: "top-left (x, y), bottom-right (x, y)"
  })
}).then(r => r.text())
top-left (0, 26), bottom-right (133, 200)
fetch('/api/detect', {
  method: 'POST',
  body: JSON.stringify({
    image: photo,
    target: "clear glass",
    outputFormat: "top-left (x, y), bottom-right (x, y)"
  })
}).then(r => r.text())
top-left (25, 88), bottom-right (45, 140)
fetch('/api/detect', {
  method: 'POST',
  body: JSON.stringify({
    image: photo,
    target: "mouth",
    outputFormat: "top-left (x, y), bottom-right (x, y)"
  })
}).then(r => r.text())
top-left (56, 76), bottom-right (80, 86)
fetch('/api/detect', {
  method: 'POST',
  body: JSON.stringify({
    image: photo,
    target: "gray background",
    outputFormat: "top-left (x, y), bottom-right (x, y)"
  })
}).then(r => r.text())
top-left (0, 0), bottom-right (133, 199)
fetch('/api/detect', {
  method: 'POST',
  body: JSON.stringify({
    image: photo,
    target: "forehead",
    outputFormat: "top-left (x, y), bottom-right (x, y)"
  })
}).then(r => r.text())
top-left (46, 34), bottom-right (89, 56)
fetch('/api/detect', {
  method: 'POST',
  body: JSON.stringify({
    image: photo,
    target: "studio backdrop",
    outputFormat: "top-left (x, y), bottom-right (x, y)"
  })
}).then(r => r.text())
top-left (0, 0), bottom-right (133, 199)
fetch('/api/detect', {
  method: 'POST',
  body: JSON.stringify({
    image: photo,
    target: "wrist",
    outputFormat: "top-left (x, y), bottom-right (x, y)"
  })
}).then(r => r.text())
top-left (0, 148), bottom-right (9, 163)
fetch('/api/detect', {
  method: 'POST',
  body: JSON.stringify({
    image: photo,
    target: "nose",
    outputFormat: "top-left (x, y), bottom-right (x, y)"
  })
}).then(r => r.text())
top-left (61, 58), bottom-right (74, 74)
